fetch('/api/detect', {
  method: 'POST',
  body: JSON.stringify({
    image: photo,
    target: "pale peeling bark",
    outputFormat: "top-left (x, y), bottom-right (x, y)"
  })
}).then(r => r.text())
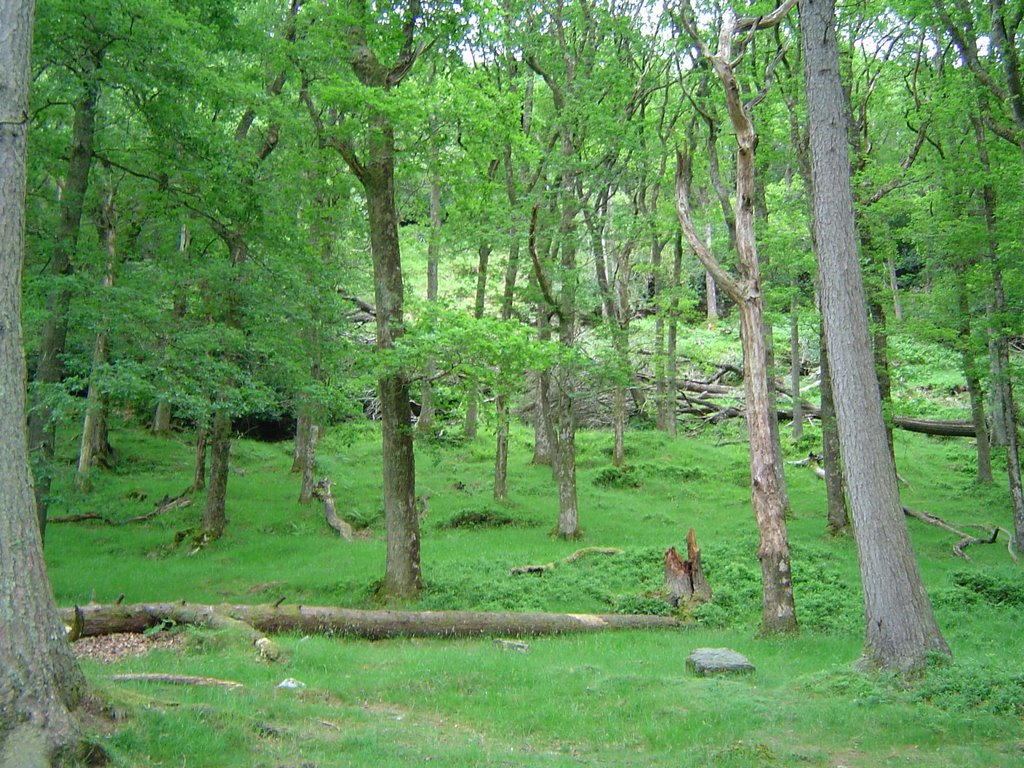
top-left (1, 2), bottom-right (87, 760)
top-left (802, 0), bottom-right (949, 671)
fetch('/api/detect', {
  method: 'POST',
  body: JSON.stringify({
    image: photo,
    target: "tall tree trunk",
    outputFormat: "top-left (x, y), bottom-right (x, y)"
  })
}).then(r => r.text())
top-left (366, 135), bottom-right (420, 599)
top-left (532, 302), bottom-right (555, 468)
top-left (802, 0), bottom-right (950, 671)
top-left (192, 427), bottom-right (207, 492)
top-left (955, 269), bottom-right (992, 484)
top-left (705, 223), bottom-right (718, 325)
top-left (418, 173), bottom-right (441, 434)
top-left (27, 68), bottom-right (100, 539)
top-left (202, 410), bottom-right (231, 541)
top-left (868, 295), bottom-right (895, 456)
top-left (298, 424), bottom-right (318, 504)
top-left (493, 232), bottom-right (520, 501)
top-left (0, 3), bottom-right (88, 757)
top-left (552, 207), bottom-right (581, 538)
top-left (76, 185), bottom-right (119, 492)
top-left (971, 116), bottom-right (1024, 548)
top-left (674, 12), bottom-right (797, 633)
top-left (292, 413), bottom-right (312, 473)
top-left (665, 230), bottom-right (683, 437)
top-left (820, 320), bottom-right (849, 534)
top-left (152, 223), bottom-right (191, 435)
top-left (464, 241), bottom-right (491, 439)
top-left (790, 286), bottom-right (803, 441)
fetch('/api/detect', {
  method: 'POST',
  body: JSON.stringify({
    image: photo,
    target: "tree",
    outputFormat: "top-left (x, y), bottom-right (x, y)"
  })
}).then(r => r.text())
top-left (801, 0), bottom-right (951, 671)
top-left (674, 2), bottom-right (799, 635)
top-left (1, 0), bottom-right (87, 761)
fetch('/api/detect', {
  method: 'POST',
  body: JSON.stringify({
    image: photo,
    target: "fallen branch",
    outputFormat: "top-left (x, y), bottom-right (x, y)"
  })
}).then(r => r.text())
top-left (902, 506), bottom-right (1018, 561)
top-left (49, 493), bottom-right (191, 526)
top-left (110, 673), bottom-right (243, 689)
top-left (60, 602), bottom-right (684, 640)
top-left (510, 547), bottom-right (623, 575)
top-left (313, 478), bottom-right (353, 541)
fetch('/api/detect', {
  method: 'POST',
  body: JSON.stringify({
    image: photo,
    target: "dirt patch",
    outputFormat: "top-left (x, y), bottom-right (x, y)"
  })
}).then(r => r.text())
top-left (73, 632), bottom-right (186, 664)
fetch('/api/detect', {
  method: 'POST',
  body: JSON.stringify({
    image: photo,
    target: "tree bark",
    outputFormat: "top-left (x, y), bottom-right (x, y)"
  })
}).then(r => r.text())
top-left (61, 603), bottom-right (684, 641)
top-left (292, 413), bottom-right (311, 473)
top-left (802, 0), bottom-right (950, 671)
top-left (191, 427), bottom-right (207, 492)
top-left (956, 269), bottom-right (992, 483)
top-left (298, 423), bottom-right (318, 504)
top-left (1, 3), bottom-right (88, 759)
top-left (418, 171), bottom-right (441, 434)
top-left (820, 321), bottom-right (849, 534)
top-left (790, 287), bottom-right (803, 440)
top-left (202, 410), bottom-right (231, 541)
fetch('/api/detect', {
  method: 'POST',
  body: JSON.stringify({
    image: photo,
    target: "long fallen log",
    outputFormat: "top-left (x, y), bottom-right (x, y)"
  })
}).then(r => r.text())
top-left (60, 602), bottom-right (685, 640)
top-left (892, 416), bottom-right (976, 437)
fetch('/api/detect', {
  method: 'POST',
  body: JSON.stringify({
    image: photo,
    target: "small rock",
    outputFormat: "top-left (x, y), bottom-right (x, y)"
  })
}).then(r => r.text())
top-left (493, 638), bottom-right (530, 653)
top-left (686, 647), bottom-right (755, 676)
top-left (276, 678), bottom-right (306, 689)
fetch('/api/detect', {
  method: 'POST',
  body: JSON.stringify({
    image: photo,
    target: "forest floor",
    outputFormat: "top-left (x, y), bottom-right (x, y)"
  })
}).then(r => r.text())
top-left (46, 419), bottom-right (1024, 767)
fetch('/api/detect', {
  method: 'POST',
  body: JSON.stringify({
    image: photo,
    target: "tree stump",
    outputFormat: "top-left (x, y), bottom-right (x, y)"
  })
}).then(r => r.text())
top-left (312, 478), bottom-right (353, 541)
top-left (664, 529), bottom-right (712, 607)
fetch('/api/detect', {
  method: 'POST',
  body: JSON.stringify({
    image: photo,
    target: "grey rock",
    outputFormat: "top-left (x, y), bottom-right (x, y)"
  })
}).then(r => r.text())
top-left (686, 647), bottom-right (755, 676)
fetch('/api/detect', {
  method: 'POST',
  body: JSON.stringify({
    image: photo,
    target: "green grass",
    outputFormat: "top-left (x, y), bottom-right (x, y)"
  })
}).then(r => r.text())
top-left (46, 419), bottom-right (1024, 766)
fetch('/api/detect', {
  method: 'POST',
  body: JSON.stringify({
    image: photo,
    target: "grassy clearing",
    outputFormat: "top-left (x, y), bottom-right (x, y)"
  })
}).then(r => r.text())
top-left (47, 419), bottom-right (1024, 766)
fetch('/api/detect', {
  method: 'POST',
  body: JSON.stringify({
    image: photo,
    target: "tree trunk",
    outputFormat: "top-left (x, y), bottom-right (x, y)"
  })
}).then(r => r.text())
top-left (191, 427), bottom-right (207, 492)
top-left (27, 67), bottom-right (100, 539)
top-left (493, 231), bottom-right (520, 501)
top-left (868, 296), bottom-right (895, 456)
top-left (666, 231), bottom-right (683, 437)
top-left (151, 401), bottom-right (172, 435)
top-left (802, 0), bottom-right (950, 671)
top-left (418, 172), bottom-right (441, 434)
top-left (532, 303), bottom-right (555, 468)
top-left (202, 411), bottom-right (231, 541)
top-left (820, 320), bottom-right (849, 534)
top-left (790, 287), bottom-right (803, 441)
top-left (298, 424), bottom-right (318, 504)
top-left (465, 241), bottom-right (491, 440)
top-left (292, 412), bottom-right (311, 473)
top-left (956, 269), bottom-right (992, 483)
top-left (62, 602), bottom-right (683, 641)
top-left (705, 223), bottom-right (718, 324)
top-left (1, 4), bottom-right (88, 758)
top-left (674, 13), bottom-right (797, 634)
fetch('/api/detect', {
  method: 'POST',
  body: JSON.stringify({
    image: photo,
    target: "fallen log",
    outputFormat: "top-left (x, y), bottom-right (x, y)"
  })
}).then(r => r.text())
top-left (49, 493), bottom-right (191, 526)
top-left (60, 602), bottom-right (685, 640)
top-left (313, 478), bottom-right (353, 541)
top-left (892, 417), bottom-right (976, 438)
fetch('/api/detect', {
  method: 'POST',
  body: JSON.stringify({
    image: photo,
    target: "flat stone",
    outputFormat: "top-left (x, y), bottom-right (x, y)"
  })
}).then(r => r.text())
top-left (686, 647), bottom-right (755, 676)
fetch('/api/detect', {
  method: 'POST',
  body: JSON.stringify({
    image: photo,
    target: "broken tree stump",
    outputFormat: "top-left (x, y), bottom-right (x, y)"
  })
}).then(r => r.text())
top-left (664, 529), bottom-right (712, 607)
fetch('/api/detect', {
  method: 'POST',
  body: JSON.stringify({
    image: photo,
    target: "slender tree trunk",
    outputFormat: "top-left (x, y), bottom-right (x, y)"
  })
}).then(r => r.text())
top-left (152, 401), bottom-right (172, 435)
top-left (418, 173), bottom-right (441, 434)
top-left (820, 320), bottom-right (849, 534)
top-left (27, 69), bottom-right (100, 538)
top-left (790, 287), bottom-right (803, 441)
top-left (533, 301), bottom-right (554, 468)
top-left (553, 218), bottom-right (581, 538)
top-left (202, 410), bottom-right (231, 541)
top-left (705, 223), bottom-right (718, 324)
top-left (77, 186), bottom-right (119, 492)
top-left (666, 230), bottom-right (683, 437)
top-left (955, 271), bottom-right (992, 484)
top-left (192, 427), bottom-right (207, 492)
top-left (652, 234), bottom-right (669, 432)
top-left (298, 424), bottom-right (318, 504)
top-left (802, 0), bottom-right (949, 670)
top-left (887, 251), bottom-right (903, 321)
top-left (868, 295), bottom-right (895, 456)
top-left (674, 18), bottom-right (797, 633)
top-left (493, 232), bottom-right (520, 501)
top-left (0, 3), bottom-right (88, 757)
top-left (464, 241), bottom-right (491, 439)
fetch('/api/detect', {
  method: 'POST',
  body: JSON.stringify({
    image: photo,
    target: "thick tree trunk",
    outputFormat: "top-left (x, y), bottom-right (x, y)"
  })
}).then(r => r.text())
top-left (292, 412), bottom-right (311, 473)
top-left (28, 70), bottom-right (100, 539)
top-left (151, 401), bottom-right (172, 435)
top-left (365, 141), bottom-right (421, 599)
top-left (202, 411), bottom-right (231, 541)
top-left (802, 0), bottom-right (949, 671)
top-left (61, 603), bottom-right (684, 641)
top-left (820, 321), bottom-right (849, 534)
top-left (1, 4), bottom-right (88, 758)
